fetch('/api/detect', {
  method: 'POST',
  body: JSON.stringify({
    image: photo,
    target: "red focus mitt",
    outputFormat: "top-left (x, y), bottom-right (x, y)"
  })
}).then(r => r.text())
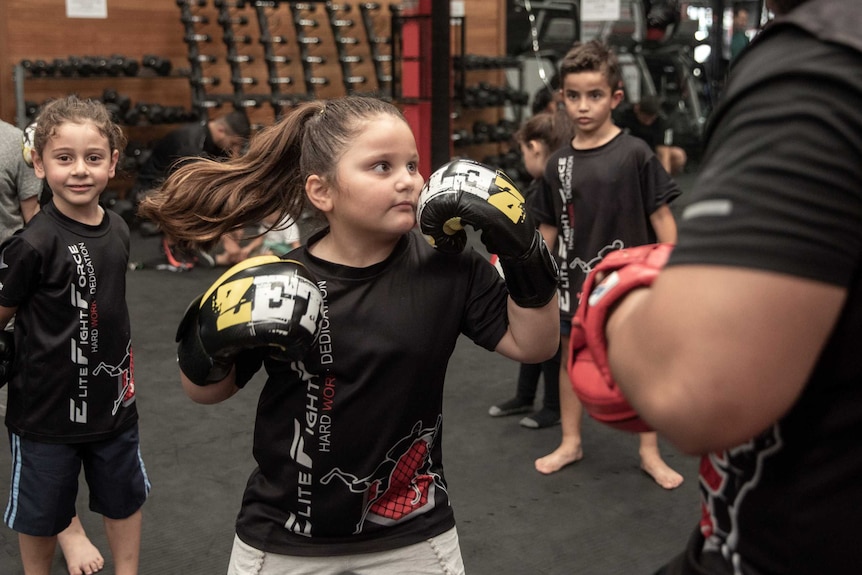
top-left (568, 243), bottom-right (674, 433)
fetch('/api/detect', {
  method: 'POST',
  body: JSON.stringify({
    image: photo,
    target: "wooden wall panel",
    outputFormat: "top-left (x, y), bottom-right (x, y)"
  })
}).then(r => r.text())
top-left (0, 0), bottom-right (404, 126)
top-left (1, 0), bottom-right (510, 165)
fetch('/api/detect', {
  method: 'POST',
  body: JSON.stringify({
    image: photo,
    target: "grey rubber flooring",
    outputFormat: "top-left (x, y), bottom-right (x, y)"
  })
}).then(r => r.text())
top-left (0, 171), bottom-right (702, 575)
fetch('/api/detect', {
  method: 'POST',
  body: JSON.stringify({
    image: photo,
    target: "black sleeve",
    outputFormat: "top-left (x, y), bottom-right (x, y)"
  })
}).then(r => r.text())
top-left (233, 348), bottom-right (266, 389)
top-left (669, 32), bottom-right (862, 286)
top-left (641, 153), bottom-right (681, 213)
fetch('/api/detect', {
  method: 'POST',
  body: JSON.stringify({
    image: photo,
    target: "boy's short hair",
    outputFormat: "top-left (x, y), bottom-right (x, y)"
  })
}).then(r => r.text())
top-left (559, 40), bottom-right (622, 93)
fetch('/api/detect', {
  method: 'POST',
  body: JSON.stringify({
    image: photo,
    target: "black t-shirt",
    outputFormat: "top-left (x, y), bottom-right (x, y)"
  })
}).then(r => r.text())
top-left (533, 133), bottom-right (680, 320)
top-left (0, 202), bottom-right (138, 443)
top-left (230, 229), bottom-right (509, 556)
top-left (133, 121), bottom-right (224, 193)
top-left (664, 2), bottom-right (862, 573)
top-left (616, 106), bottom-right (667, 151)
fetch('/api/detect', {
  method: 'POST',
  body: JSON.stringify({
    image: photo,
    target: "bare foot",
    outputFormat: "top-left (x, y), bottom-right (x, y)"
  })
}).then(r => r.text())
top-left (535, 444), bottom-right (583, 475)
top-left (58, 521), bottom-right (104, 575)
top-left (641, 455), bottom-right (684, 490)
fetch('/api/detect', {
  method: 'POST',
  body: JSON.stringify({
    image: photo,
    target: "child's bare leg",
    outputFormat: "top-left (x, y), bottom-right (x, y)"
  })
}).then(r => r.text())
top-left (639, 432), bottom-right (684, 489)
top-left (103, 509), bottom-right (142, 575)
top-left (18, 532), bottom-right (57, 575)
top-left (58, 515), bottom-right (104, 575)
top-left (535, 336), bottom-right (584, 474)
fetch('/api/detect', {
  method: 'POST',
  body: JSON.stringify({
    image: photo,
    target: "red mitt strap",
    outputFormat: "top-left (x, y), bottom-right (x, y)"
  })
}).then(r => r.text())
top-left (567, 243), bottom-right (674, 432)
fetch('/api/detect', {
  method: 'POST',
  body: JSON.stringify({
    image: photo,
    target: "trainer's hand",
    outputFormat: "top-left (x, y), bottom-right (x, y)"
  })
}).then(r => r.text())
top-left (417, 159), bottom-right (558, 308)
top-left (176, 256), bottom-right (324, 386)
top-left (0, 331), bottom-right (14, 388)
top-left (568, 243), bottom-right (673, 431)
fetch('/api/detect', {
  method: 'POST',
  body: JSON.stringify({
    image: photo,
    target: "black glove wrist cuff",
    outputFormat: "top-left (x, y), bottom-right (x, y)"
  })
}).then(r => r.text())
top-left (499, 230), bottom-right (559, 308)
top-left (176, 295), bottom-right (233, 386)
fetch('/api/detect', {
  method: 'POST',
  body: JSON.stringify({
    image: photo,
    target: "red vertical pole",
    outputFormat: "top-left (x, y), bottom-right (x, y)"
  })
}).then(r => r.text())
top-left (398, 0), bottom-right (447, 178)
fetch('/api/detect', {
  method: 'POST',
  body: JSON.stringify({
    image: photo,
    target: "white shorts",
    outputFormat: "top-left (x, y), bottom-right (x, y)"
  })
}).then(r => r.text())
top-left (227, 526), bottom-right (466, 575)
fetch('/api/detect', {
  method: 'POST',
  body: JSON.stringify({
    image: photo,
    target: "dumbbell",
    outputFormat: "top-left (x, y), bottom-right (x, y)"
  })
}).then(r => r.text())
top-left (53, 58), bottom-right (75, 77)
top-left (233, 95), bottom-right (266, 109)
top-left (189, 54), bottom-right (218, 64)
top-left (181, 13), bottom-right (210, 24)
top-left (268, 76), bottom-right (293, 86)
top-left (67, 56), bottom-right (96, 76)
top-left (227, 54), bottom-right (254, 64)
top-left (223, 31), bottom-right (252, 45)
top-left (21, 59), bottom-right (54, 77)
top-left (218, 13), bottom-right (249, 26)
top-left (472, 121), bottom-right (493, 144)
top-left (184, 32), bottom-right (212, 43)
top-left (190, 75), bottom-right (221, 87)
top-left (451, 129), bottom-right (473, 148)
top-left (260, 33), bottom-right (289, 44)
top-left (102, 89), bottom-right (132, 115)
top-left (266, 54), bottom-right (292, 64)
top-left (142, 55), bottom-right (173, 76)
top-left (230, 75), bottom-right (258, 86)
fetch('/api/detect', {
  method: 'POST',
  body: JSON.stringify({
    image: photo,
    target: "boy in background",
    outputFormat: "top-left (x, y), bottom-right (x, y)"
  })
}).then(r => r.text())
top-left (532, 40), bottom-right (683, 489)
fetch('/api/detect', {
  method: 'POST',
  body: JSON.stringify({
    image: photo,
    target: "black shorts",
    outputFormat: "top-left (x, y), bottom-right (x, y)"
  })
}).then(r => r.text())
top-left (4, 423), bottom-right (151, 536)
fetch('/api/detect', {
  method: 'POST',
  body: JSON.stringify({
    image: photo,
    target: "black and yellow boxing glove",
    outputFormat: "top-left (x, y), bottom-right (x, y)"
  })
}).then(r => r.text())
top-left (176, 255), bottom-right (324, 386)
top-left (417, 159), bottom-right (558, 308)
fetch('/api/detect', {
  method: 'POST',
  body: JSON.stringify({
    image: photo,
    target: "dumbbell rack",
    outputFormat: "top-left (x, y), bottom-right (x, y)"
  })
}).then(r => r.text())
top-left (451, 16), bottom-right (529, 182)
top-left (175, 0), bottom-right (398, 119)
top-left (288, 2), bottom-right (331, 97)
top-left (324, 2), bottom-right (367, 95)
top-left (358, 2), bottom-right (393, 96)
top-left (12, 61), bottom-right (192, 129)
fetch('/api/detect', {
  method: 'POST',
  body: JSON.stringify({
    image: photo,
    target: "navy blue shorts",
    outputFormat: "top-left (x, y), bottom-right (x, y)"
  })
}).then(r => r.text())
top-left (5, 423), bottom-right (151, 536)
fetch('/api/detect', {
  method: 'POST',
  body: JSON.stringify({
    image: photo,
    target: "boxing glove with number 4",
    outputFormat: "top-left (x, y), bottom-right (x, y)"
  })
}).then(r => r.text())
top-left (417, 159), bottom-right (558, 308)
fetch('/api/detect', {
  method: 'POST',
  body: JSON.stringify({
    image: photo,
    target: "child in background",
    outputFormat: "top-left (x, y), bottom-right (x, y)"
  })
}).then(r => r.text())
top-left (489, 110), bottom-right (572, 429)
top-left (259, 212), bottom-right (301, 256)
top-left (0, 95), bottom-right (150, 575)
top-left (532, 41), bottom-right (684, 489)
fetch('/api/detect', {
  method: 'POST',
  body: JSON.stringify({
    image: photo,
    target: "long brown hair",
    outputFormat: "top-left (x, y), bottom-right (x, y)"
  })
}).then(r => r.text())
top-left (137, 96), bottom-right (406, 250)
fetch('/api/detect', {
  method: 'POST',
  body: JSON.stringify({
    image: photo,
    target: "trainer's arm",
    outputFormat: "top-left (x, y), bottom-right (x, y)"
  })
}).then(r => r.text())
top-left (605, 266), bottom-right (845, 454)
